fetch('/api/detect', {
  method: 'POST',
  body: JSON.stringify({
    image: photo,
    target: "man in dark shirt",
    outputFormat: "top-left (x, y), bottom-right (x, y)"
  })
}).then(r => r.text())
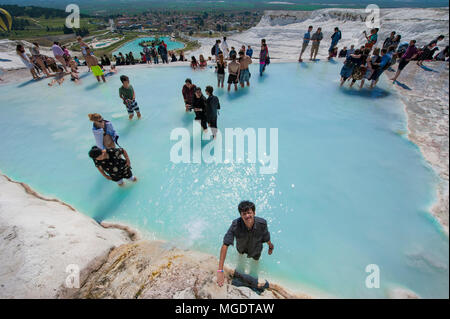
top-left (391, 40), bottom-right (419, 82)
top-left (182, 78), bottom-right (196, 112)
top-left (217, 201), bottom-right (274, 287)
top-left (205, 86), bottom-right (220, 139)
top-left (192, 87), bottom-right (208, 131)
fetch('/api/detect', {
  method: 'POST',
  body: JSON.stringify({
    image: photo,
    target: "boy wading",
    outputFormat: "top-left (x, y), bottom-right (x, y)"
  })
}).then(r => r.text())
top-left (217, 201), bottom-right (274, 287)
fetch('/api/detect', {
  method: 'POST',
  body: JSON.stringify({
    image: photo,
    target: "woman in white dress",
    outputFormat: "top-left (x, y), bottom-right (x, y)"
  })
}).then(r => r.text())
top-left (221, 36), bottom-right (229, 59)
top-left (16, 44), bottom-right (39, 80)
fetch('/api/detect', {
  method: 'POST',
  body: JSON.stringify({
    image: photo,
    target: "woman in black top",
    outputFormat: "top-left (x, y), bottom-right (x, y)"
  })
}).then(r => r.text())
top-left (89, 146), bottom-right (137, 186)
top-left (192, 87), bottom-right (208, 131)
top-left (216, 53), bottom-right (227, 88)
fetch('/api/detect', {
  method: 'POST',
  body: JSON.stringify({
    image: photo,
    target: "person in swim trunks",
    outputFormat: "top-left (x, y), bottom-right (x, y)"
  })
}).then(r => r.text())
top-left (85, 49), bottom-right (106, 82)
top-left (227, 53), bottom-right (240, 92)
top-left (238, 50), bottom-right (252, 88)
top-left (119, 75), bottom-right (142, 120)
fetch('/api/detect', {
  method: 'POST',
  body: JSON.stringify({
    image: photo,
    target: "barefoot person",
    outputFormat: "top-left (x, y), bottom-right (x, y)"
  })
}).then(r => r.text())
top-left (238, 50), bottom-right (252, 88)
top-left (89, 146), bottom-right (137, 187)
top-left (328, 27), bottom-right (342, 60)
top-left (192, 87), bottom-right (208, 131)
top-left (227, 53), bottom-right (240, 91)
top-left (259, 39), bottom-right (269, 76)
top-left (16, 44), bottom-right (39, 80)
top-left (299, 25), bottom-right (313, 62)
top-left (216, 53), bottom-right (227, 88)
top-left (30, 42), bottom-right (51, 77)
top-left (310, 27), bottom-right (323, 61)
top-left (85, 49), bottom-right (106, 82)
top-left (205, 86), bottom-right (220, 139)
top-left (48, 66), bottom-right (67, 86)
top-left (51, 42), bottom-right (68, 72)
top-left (391, 40), bottom-right (419, 82)
top-left (119, 75), bottom-right (142, 120)
top-left (182, 78), bottom-right (197, 112)
top-left (88, 113), bottom-right (119, 149)
top-left (217, 201), bottom-right (274, 287)
top-left (77, 36), bottom-right (93, 68)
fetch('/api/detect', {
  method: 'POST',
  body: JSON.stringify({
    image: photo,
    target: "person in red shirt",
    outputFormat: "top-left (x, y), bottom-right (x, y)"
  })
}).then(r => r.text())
top-left (182, 78), bottom-right (196, 112)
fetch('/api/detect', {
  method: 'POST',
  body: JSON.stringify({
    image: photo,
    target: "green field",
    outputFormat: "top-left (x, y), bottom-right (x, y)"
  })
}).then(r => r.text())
top-left (2, 16), bottom-right (106, 41)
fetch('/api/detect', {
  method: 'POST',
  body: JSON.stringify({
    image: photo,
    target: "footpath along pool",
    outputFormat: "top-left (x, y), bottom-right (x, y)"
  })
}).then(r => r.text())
top-left (0, 62), bottom-right (448, 298)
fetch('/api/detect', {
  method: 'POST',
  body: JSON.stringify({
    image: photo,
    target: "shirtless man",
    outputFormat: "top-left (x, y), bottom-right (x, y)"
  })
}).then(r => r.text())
top-left (227, 53), bottom-right (240, 92)
top-left (238, 50), bottom-right (252, 88)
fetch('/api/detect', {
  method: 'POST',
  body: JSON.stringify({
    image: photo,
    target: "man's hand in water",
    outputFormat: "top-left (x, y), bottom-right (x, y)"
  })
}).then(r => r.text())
top-left (268, 243), bottom-right (274, 255)
top-left (105, 176), bottom-right (112, 180)
top-left (217, 271), bottom-right (225, 287)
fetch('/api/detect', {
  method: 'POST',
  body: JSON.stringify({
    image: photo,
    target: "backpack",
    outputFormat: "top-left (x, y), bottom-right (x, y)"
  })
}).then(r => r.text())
top-left (211, 45), bottom-right (216, 56)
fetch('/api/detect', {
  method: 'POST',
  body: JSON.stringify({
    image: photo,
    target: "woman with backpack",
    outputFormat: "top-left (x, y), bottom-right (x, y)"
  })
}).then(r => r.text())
top-left (259, 39), bottom-right (269, 76)
top-left (88, 113), bottom-right (119, 150)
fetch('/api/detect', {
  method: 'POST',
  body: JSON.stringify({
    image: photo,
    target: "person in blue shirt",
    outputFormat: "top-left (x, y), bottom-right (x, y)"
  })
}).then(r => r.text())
top-left (246, 45), bottom-right (253, 58)
top-left (298, 25), bottom-right (313, 62)
top-left (346, 44), bottom-right (355, 58)
top-left (369, 47), bottom-right (394, 88)
top-left (328, 27), bottom-right (342, 60)
top-left (88, 113), bottom-right (119, 150)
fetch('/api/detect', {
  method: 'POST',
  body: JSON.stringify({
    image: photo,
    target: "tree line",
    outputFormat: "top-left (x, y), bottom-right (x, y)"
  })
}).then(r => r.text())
top-left (0, 4), bottom-right (90, 19)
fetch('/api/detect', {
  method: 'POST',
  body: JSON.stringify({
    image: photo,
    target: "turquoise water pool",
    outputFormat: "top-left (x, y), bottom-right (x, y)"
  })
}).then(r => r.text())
top-left (0, 62), bottom-right (448, 298)
top-left (113, 36), bottom-right (184, 57)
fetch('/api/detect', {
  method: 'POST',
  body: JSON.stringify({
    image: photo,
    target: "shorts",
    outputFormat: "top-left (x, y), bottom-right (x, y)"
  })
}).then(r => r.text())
top-left (300, 42), bottom-right (309, 54)
top-left (340, 64), bottom-right (354, 80)
top-left (125, 100), bottom-right (140, 115)
top-left (91, 65), bottom-right (104, 77)
top-left (311, 43), bottom-right (320, 56)
top-left (228, 74), bottom-right (238, 84)
top-left (239, 69), bottom-right (250, 83)
top-left (217, 73), bottom-right (225, 82)
top-left (208, 117), bottom-right (217, 129)
top-left (398, 58), bottom-right (409, 71)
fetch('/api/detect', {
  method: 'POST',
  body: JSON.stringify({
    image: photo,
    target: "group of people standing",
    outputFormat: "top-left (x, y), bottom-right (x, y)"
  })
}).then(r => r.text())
top-left (208, 38), bottom-right (269, 93)
top-left (182, 78), bottom-right (220, 138)
top-left (295, 25), bottom-right (447, 89)
top-left (338, 30), bottom-right (446, 88)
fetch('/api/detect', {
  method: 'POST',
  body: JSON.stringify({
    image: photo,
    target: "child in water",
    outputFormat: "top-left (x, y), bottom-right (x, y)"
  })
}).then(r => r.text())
top-left (48, 66), bottom-right (67, 86)
top-left (119, 75), bottom-right (142, 120)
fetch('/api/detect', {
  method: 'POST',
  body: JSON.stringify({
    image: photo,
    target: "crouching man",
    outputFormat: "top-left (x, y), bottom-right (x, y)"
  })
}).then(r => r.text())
top-left (217, 200), bottom-right (274, 286)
